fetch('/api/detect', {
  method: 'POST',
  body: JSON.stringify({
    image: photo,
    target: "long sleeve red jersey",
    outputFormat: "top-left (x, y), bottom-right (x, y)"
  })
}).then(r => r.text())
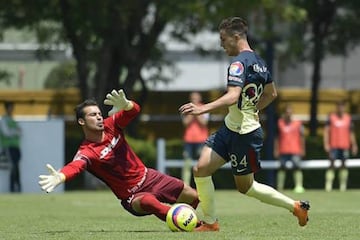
top-left (60, 102), bottom-right (147, 200)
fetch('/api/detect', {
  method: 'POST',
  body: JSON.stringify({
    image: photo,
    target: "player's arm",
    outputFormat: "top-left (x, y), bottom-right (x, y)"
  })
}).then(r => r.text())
top-left (179, 86), bottom-right (241, 115)
top-left (256, 82), bottom-right (277, 110)
top-left (273, 123), bottom-right (279, 159)
top-left (300, 124), bottom-right (306, 157)
top-left (38, 159), bottom-right (86, 193)
top-left (182, 114), bottom-right (194, 126)
top-left (350, 122), bottom-right (358, 155)
top-left (195, 113), bottom-right (209, 126)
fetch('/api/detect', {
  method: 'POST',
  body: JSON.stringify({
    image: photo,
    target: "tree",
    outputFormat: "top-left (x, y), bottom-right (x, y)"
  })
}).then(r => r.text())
top-left (291, 0), bottom-right (360, 136)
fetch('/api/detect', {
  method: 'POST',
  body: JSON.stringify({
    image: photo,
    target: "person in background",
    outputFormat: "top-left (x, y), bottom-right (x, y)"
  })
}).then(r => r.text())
top-left (274, 104), bottom-right (305, 193)
top-left (323, 100), bottom-right (358, 192)
top-left (182, 92), bottom-right (209, 186)
top-left (38, 89), bottom-right (199, 224)
top-left (0, 101), bottom-right (22, 193)
top-left (179, 16), bottom-right (309, 231)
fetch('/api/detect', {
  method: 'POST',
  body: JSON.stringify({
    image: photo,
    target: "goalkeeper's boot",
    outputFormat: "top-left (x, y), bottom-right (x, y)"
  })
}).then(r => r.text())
top-left (293, 200), bottom-right (310, 226)
top-left (194, 220), bottom-right (219, 232)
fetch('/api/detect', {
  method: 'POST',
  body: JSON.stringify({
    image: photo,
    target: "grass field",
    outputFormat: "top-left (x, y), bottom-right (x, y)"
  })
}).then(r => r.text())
top-left (1, 190), bottom-right (359, 240)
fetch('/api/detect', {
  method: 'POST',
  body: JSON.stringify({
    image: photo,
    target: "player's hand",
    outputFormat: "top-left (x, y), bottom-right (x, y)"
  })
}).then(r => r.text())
top-left (38, 164), bottom-right (65, 193)
top-left (179, 103), bottom-right (203, 115)
top-left (104, 89), bottom-right (132, 116)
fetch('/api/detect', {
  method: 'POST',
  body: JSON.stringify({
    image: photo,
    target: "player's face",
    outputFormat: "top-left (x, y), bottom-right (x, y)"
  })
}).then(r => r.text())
top-left (220, 30), bottom-right (239, 56)
top-left (81, 106), bottom-right (104, 131)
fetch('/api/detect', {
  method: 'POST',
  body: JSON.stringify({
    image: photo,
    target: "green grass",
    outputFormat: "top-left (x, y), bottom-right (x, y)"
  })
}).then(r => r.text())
top-left (1, 190), bottom-right (359, 240)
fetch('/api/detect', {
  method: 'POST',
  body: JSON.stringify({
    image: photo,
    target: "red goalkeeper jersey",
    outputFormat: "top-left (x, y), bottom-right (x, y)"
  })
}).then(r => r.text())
top-left (60, 102), bottom-right (147, 200)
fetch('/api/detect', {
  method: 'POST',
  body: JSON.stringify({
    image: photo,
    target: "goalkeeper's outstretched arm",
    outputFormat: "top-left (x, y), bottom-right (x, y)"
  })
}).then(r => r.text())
top-left (104, 89), bottom-right (133, 116)
top-left (38, 164), bottom-right (66, 193)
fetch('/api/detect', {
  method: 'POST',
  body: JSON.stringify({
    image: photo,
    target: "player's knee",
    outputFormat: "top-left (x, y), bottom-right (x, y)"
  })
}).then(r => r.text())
top-left (193, 165), bottom-right (210, 177)
top-left (237, 185), bottom-right (250, 194)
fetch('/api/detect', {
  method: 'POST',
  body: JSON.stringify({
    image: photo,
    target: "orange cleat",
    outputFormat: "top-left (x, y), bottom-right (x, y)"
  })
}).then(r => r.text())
top-left (194, 220), bottom-right (220, 232)
top-left (293, 200), bottom-right (310, 226)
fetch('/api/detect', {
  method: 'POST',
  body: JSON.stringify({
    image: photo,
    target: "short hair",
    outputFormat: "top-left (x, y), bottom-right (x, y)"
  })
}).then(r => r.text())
top-left (75, 99), bottom-right (98, 121)
top-left (218, 17), bottom-right (248, 37)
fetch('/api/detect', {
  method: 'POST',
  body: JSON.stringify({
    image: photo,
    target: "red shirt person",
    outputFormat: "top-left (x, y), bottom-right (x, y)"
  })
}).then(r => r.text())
top-left (274, 104), bottom-right (305, 193)
top-left (39, 90), bottom-right (199, 223)
top-left (323, 101), bottom-right (358, 192)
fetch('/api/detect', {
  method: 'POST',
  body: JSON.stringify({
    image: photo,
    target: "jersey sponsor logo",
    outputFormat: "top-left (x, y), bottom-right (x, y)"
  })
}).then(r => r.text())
top-left (100, 135), bottom-right (121, 159)
top-left (253, 64), bottom-right (267, 73)
top-left (229, 61), bottom-right (244, 76)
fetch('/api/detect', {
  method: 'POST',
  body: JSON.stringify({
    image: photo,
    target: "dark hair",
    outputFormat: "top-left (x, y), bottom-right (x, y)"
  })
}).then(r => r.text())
top-left (219, 17), bottom-right (248, 37)
top-left (75, 99), bottom-right (98, 121)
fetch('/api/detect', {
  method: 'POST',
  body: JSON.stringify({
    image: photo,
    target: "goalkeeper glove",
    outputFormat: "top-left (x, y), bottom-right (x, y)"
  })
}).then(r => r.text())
top-left (104, 89), bottom-right (132, 116)
top-left (38, 164), bottom-right (66, 193)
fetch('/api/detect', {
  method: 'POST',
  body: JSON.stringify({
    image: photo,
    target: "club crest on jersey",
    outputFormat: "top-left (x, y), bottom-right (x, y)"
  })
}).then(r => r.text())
top-left (229, 61), bottom-right (244, 76)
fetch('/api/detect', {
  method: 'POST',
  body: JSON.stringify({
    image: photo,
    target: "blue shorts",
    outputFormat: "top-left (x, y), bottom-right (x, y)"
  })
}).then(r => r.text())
top-left (205, 125), bottom-right (263, 175)
top-left (329, 149), bottom-right (349, 162)
top-left (279, 154), bottom-right (302, 169)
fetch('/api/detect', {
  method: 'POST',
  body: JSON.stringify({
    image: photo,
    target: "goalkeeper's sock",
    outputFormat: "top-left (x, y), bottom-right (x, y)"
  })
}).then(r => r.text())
top-left (194, 176), bottom-right (216, 224)
top-left (276, 170), bottom-right (286, 191)
top-left (140, 194), bottom-right (170, 221)
top-left (325, 169), bottom-right (335, 192)
top-left (245, 181), bottom-right (295, 211)
top-left (339, 168), bottom-right (349, 192)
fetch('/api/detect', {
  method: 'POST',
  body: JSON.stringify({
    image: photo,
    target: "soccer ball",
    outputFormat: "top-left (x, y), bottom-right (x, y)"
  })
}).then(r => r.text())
top-left (166, 203), bottom-right (198, 232)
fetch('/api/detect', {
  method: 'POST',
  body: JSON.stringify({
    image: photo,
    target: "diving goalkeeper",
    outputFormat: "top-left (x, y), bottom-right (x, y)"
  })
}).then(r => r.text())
top-left (38, 89), bottom-right (199, 223)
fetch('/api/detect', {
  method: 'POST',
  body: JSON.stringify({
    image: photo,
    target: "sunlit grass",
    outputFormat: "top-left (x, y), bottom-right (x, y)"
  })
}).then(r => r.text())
top-left (1, 190), bottom-right (359, 240)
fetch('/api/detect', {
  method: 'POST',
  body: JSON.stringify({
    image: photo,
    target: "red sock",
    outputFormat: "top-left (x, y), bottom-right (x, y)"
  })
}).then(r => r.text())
top-left (140, 194), bottom-right (170, 221)
top-left (190, 198), bottom-right (200, 209)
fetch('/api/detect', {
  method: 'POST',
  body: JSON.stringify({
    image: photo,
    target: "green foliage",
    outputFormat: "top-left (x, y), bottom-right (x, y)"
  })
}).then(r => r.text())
top-left (0, 69), bottom-right (12, 85)
top-left (124, 135), bottom-right (157, 168)
top-left (44, 61), bottom-right (78, 89)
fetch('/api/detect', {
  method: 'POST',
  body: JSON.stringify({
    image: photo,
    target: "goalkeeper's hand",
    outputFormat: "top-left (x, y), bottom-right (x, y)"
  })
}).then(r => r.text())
top-left (38, 164), bottom-right (66, 193)
top-left (104, 89), bottom-right (132, 116)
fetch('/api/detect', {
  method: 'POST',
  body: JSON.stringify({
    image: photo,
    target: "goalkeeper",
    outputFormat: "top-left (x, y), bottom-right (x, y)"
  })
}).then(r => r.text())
top-left (38, 89), bottom-right (199, 223)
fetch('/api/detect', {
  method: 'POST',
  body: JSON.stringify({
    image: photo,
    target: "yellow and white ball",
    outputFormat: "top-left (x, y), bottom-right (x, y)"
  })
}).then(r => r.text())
top-left (166, 203), bottom-right (198, 232)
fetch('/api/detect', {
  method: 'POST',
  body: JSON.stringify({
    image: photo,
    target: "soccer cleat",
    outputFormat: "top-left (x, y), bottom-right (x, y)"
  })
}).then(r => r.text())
top-left (194, 220), bottom-right (220, 232)
top-left (293, 200), bottom-right (310, 226)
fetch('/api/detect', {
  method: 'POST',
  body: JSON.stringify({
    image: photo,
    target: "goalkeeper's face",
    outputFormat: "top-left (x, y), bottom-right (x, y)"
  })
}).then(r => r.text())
top-left (80, 105), bottom-right (104, 131)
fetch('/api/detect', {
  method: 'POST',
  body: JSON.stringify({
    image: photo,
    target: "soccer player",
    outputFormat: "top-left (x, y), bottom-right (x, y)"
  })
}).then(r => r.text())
top-left (274, 104), bottom-right (306, 193)
top-left (179, 17), bottom-right (310, 231)
top-left (38, 89), bottom-right (199, 223)
top-left (323, 100), bottom-right (358, 191)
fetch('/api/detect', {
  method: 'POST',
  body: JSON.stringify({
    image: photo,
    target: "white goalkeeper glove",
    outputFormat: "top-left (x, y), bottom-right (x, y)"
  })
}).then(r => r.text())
top-left (103, 89), bottom-right (132, 116)
top-left (38, 164), bottom-right (66, 193)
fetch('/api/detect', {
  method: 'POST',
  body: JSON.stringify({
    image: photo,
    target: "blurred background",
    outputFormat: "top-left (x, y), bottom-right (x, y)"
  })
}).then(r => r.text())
top-left (0, 0), bottom-right (359, 192)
